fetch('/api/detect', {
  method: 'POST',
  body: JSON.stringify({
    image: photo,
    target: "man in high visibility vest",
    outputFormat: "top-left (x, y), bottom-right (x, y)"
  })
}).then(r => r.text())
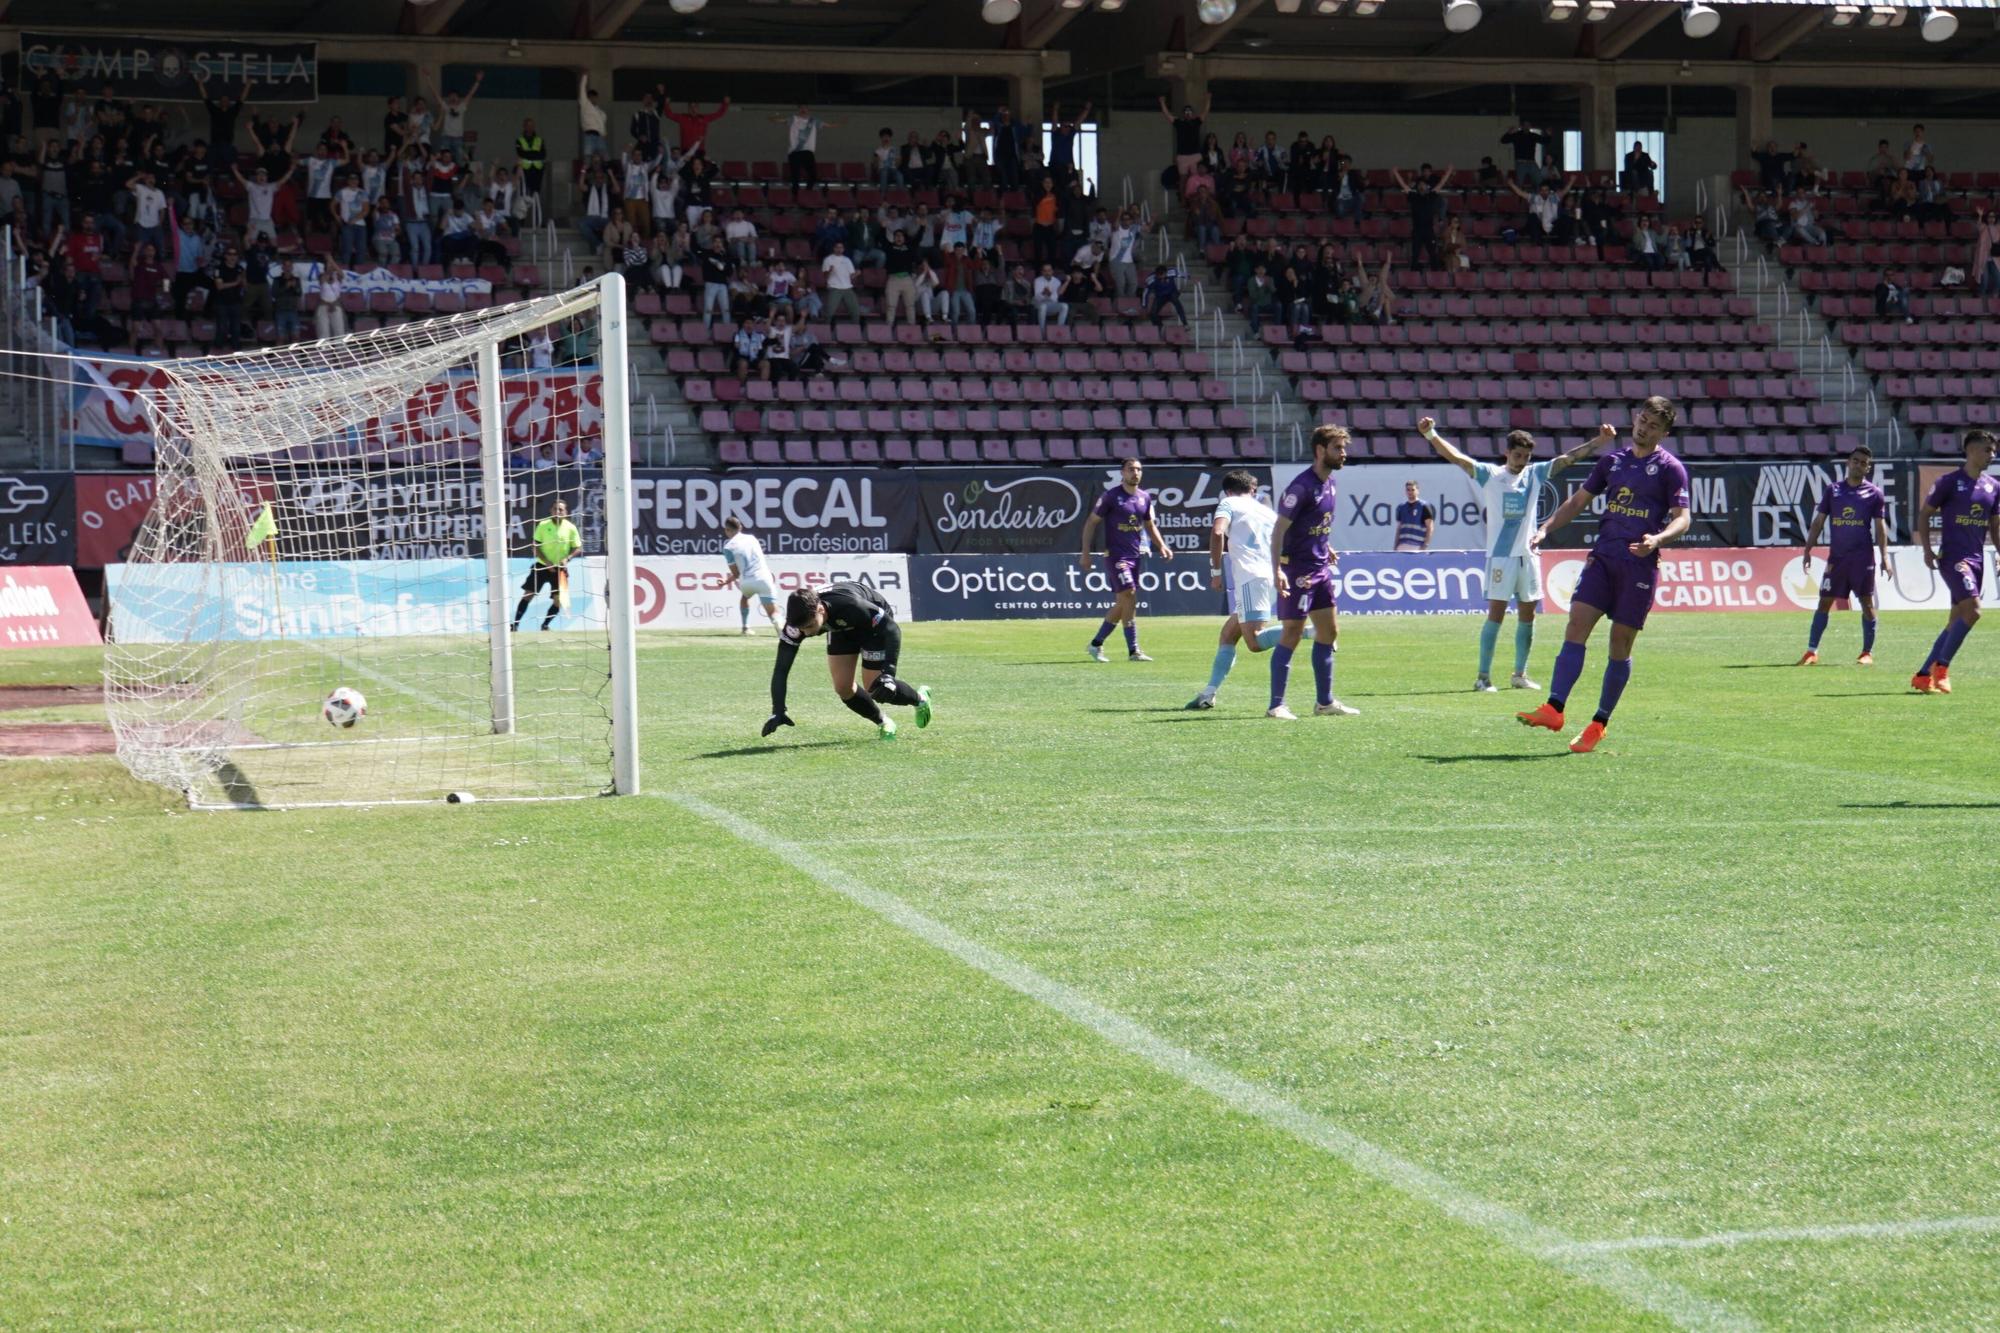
top-left (513, 498), bottom-right (581, 632)
top-left (516, 117), bottom-right (546, 199)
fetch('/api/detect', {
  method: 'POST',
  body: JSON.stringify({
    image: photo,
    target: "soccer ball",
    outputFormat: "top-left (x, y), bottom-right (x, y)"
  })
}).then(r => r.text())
top-left (322, 687), bottom-right (367, 729)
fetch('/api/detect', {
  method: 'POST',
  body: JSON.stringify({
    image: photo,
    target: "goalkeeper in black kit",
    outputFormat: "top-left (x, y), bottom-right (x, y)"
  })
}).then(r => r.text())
top-left (763, 582), bottom-right (934, 741)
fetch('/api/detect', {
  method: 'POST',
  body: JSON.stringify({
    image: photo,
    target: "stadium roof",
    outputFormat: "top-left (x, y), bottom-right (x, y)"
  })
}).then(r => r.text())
top-left (10, 1), bottom-right (2000, 118)
top-left (6, 0), bottom-right (1999, 63)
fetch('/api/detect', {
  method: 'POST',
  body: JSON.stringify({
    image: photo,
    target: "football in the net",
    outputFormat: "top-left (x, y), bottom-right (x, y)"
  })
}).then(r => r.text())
top-left (322, 687), bottom-right (367, 729)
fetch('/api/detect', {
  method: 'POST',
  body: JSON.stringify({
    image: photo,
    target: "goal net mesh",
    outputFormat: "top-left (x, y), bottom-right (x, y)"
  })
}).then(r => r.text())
top-left (104, 285), bottom-right (623, 808)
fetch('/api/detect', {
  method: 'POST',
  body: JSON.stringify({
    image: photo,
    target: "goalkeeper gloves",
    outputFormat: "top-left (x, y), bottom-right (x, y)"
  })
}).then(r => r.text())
top-left (761, 713), bottom-right (794, 738)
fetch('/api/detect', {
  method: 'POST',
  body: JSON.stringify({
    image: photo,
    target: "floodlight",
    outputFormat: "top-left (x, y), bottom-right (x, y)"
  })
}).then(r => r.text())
top-left (1921, 3), bottom-right (1958, 40)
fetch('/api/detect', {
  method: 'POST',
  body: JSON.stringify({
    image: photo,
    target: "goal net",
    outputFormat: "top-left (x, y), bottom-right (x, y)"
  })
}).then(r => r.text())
top-left (103, 275), bottom-right (639, 808)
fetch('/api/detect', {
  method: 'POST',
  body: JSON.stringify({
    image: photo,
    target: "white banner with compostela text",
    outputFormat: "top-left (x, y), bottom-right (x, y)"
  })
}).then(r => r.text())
top-left (1271, 462), bottom-right (1490, 552)
top-left (632, 555), bottom-right (912, 630)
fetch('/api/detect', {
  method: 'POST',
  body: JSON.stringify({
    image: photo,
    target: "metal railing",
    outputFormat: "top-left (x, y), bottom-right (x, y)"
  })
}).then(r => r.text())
top-left (0, 228), bottom-right (73, 469)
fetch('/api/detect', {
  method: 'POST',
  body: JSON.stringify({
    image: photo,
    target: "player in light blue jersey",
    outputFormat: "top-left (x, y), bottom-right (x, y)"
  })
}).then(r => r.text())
top-left (722, 517), bottom-right (780, 634)
top-left (1419, 417), bottom-right (1615, 692)
top-left (1185, 469), bottom-right (1302, 710)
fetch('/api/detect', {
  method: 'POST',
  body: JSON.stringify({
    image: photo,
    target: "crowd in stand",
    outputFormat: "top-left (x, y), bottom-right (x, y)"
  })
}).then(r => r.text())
top-left (6, 61), bottom-right (1999, 371)
top-left (1148, 103), bottom-right (1733, 341)
top-left (600, 97), bottom-right (1199, 384)
top-left (0, 67), bottom-right (534, 350)
top-left (1738, 124), bottom-right (1968, 251)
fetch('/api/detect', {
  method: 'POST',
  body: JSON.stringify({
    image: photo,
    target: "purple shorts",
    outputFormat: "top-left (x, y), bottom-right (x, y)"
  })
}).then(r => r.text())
top-left (1942, 552), bottom-right (1985, 605)
top-left (1573, 551), bottom-right (1658, 630)
top-left (1108, 557), bottom-right (1142, 593)
top-left (1820, 552), bottom-right (1877, 601)
top-left (1277, 567), bottom-right (1337, 620)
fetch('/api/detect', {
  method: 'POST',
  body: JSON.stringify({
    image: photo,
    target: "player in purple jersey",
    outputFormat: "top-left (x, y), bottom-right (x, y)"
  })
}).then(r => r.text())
top-left (1267, 424), bottom-right (1358, 719)
top-left (1516, 396), bottom-right (1690, 753)
top-left (1911, 428), bottom-right (2000, 694)
top-left (1080, 456), bottom-right (1176, 662)
top-left (1797, 444), bottom-right (1891, 667)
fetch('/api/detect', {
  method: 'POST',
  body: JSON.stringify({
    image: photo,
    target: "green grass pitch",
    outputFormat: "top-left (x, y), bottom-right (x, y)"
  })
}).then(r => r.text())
top-left (3, 611), bottom-right (1997, 1330)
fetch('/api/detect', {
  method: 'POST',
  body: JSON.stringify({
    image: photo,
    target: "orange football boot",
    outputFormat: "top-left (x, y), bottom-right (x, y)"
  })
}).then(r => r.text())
top-left (1911, 673), bottom-right (1935, 693)
top-left (1516, 702), bottom-right (1564, 731)
top-left (1933, 664), bottom-right (1952, 694)
top-left (1568, 720), bottom-right (1607, 754)
top-left (1796, 649), bottom-right (1819, 666)
top-left (1856, 652), bottom-right (1874, 666)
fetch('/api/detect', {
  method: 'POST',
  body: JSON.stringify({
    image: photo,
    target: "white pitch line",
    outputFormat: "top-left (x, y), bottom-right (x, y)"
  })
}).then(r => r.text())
top-left (662, 790), bottom-right (1755, 1333)
top-left (1560, 1215), bottom-right (2000, 1255)
top-left (809, 812), bottom-right (1941, 848)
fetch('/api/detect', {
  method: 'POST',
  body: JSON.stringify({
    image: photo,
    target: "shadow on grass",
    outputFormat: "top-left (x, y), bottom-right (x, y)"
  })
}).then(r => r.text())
top-left (694, 741), bottom-right (855, 760)
top-left (1080, 706), bottom-right (1199, 714)
top-left (1143, 714), bottom-right (1267, 724)
top-left (215, 760), bottom-right (266, 809)
top-left (1841, 799), bottom-right (2000, 810)
top-left (1719, 662), bottom-right (1806, 670)
top-left (1815, 691), bottom-right (1908, 698)
top-left (1348, 689), bottom-right (1491, 697)
top-left (1413, 752), bottom-right (1569, 765)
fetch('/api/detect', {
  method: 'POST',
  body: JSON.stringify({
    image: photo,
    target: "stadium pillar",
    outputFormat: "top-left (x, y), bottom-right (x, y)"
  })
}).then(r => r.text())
top-left (1158, 54), bottom-right (1208, 120)
top-left (1010, 65), bottom-right (1045, 122)
top-left (1578, 75), bottom-right (1616, 173)
top-left (1733, 70), bottom-right (1773, 167)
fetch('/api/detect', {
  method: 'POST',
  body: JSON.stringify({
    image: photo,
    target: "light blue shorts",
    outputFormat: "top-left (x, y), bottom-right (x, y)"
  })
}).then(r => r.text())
top-left (1228, 576), bottom-right (1277, 624)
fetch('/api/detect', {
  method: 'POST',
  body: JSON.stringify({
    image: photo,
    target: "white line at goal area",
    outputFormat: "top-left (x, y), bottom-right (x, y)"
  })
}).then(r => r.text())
top-left (168, 630), bottom-right (614, 808)
top-left (102, 277), bottom-right (641, 808)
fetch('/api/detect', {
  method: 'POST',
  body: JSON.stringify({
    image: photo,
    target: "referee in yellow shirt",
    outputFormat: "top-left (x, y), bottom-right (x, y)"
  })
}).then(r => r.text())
top-left (511, 499), bottom-right (582, 631)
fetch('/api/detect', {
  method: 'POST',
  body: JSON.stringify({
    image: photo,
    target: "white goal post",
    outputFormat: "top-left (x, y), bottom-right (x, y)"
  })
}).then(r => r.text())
top-left (104, 274), bottom-right (639, 808)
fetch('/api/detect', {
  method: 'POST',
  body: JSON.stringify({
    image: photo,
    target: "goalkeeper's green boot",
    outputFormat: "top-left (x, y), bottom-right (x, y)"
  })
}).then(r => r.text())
top-left (914, 685), bottom-right (933, 729)
top-left (879, 717), bottom-right (899, 741)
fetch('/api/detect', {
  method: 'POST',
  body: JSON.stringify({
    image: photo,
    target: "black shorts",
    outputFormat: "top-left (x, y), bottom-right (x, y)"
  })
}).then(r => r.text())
top-left (520, 565), bottom-right (562, 594)
top-left (828, 618), bottom-right (900, 674)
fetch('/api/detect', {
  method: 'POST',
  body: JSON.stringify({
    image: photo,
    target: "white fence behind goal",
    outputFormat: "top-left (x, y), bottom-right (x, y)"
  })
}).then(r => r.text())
top-left (104, 275), bottom-right (639, 808)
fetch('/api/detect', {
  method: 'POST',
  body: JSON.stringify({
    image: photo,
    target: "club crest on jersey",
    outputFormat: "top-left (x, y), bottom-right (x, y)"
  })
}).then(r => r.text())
top-left (1645, 463), bottom-right (1659, 475)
